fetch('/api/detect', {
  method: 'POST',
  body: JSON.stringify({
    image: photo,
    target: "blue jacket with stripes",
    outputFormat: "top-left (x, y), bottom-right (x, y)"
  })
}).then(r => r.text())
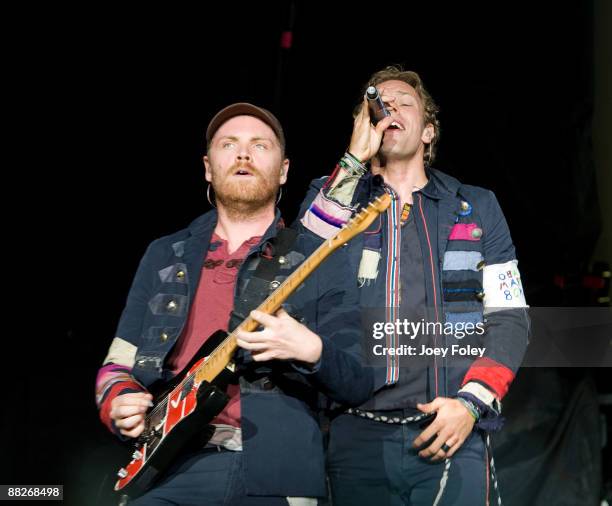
top-left (298, 167), bottom-right (529, 413)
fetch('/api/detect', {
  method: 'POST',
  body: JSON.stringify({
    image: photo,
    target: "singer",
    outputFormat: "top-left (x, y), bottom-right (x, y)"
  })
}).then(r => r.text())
top-left (299, 65), bottom-right (529, 505)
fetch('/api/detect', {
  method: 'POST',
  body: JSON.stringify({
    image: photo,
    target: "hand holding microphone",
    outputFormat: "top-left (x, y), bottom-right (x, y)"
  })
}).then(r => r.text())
top-left (348, 86), bottom-right (394, 162)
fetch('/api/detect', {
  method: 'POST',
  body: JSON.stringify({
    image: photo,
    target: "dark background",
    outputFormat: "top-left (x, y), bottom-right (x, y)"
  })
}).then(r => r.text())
top-left (5, 1), bottom-right (610, 504)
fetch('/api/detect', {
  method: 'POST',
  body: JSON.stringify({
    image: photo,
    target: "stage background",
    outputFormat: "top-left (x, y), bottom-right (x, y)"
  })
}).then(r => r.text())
top-left (4, 1), bottom-right (610, 504)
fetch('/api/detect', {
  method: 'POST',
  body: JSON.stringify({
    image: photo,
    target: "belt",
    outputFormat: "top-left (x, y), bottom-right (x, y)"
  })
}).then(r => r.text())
top-left (346, 407), bottom-right (432, 424)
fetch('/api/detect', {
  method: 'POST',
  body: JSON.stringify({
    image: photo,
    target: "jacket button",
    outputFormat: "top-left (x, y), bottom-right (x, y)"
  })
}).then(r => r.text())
top-left (471, 227), bottom-right (483, 239)
top-left (477, 260), bottom-right (486, 270)
top-left (167, 300), bottom-right (178, 311)
top-left (176, 270), bottom-right (185, 279)
top-left (460, 201), bottom-right (470, 211)
top-left (475, 291), bottom-right (485, 301)
top-left (270, 280), bottom-right (281, 289)
top-left (278, 256), bottom-right (286, 265)
top-left (160, 332), bottom-right (169, 343)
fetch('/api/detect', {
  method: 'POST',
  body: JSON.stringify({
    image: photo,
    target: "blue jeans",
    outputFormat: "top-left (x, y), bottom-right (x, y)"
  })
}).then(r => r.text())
top-left (327, 413), bottom-right (488, 506)
top-left (128, 447), bottom-right (292, 506)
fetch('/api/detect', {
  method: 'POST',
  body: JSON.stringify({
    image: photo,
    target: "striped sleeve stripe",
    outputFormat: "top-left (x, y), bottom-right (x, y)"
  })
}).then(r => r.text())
top-left (461, 357), bottom-right (515, 400)
top-left (301, 193), bottom-right (353, 239)
top-left (309, 203), bottom-right (346, 228)
top-left (99, 382), bottom-right (147, 435)
top-left (96, 373), bottom-right (139, 406)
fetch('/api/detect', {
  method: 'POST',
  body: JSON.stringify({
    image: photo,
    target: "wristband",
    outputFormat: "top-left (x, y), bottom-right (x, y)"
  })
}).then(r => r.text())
top-left (456, 396), bottom-right (480, 421)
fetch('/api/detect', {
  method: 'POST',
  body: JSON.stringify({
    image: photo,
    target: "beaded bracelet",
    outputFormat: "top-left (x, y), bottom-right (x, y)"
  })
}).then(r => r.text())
top-left (339, 151), bottom-right (368, 176)
top-left (456, 397), bottom-right (480, 422)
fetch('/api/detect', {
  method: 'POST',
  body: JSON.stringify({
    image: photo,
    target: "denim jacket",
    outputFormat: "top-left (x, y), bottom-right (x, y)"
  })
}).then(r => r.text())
top-left (95, 209), bottom-right (373, 497)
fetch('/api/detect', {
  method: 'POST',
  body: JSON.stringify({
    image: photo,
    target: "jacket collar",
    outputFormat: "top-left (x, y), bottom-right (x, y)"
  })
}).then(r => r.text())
top-left (421, 167), bottom-right (462, 200)
top-left (366, 166), bottom-right (462, 201)
top-left (187, 207), bottom-right (283, 245)
top-left (187, 208), bottom-right (218, 237)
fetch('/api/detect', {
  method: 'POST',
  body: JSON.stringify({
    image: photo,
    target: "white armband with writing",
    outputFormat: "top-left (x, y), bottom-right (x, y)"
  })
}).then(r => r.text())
top-left (482, 260), bottom-right (528, 314)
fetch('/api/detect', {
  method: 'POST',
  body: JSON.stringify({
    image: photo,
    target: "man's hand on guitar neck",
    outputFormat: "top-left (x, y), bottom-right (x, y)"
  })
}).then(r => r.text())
top-left (236, 308), bottom-right (323, 365)
top-left (110, 392), bottom-right (154, 438)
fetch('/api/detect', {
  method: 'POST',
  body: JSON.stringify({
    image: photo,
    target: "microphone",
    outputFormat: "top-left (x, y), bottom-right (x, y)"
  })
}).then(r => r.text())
top-left (366, 86), bottom-right (390, 126)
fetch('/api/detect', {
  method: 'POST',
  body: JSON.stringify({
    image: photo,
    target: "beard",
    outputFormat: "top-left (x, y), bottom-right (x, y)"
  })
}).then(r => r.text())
top-left (211, 162), bottom-right (280, 219)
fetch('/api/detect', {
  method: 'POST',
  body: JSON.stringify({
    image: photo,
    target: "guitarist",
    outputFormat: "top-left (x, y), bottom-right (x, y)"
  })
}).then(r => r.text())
top-left (95, 103), bottom-right (374, 505)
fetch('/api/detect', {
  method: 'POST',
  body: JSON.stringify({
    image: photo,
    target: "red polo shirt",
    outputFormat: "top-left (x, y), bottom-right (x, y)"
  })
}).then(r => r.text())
top-left (167, 232), bottom-right (261, 428)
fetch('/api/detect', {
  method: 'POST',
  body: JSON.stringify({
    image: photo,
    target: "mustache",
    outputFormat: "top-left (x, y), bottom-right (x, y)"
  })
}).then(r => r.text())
top-left (227, 161), bottom-right (260, 176)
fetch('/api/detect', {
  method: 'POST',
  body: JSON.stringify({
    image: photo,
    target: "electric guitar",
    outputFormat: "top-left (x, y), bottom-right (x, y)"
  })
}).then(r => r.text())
top-left (113, 193), bottom-right (391, 498)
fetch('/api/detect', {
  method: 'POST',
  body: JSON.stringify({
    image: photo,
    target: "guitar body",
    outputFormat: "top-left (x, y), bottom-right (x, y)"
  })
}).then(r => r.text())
top-left (114, 330), bottom-right (234, 498)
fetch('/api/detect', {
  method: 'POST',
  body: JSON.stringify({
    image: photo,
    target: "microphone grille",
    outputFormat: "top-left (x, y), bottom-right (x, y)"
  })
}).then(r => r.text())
top-left (366, 86), bottom-right (378, 99)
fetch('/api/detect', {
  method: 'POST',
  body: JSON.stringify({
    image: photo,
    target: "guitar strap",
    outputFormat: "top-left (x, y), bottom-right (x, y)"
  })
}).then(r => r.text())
top-left (227, 227), bottom-right (299, 332)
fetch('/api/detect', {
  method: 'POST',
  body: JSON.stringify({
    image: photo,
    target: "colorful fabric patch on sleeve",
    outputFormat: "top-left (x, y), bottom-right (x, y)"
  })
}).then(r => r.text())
top-left (102, 336), bottom-right (138, 367)
top-left (325, 167), bottom-right (363, 205)
top-left (97, 337), bottom-right (145, 435)
top-left (461, 357), bottom-right (515, 400)
top-left (301, 193), bottom-right (353, 239)
top-left (458, 380), bottom-right (497, 406)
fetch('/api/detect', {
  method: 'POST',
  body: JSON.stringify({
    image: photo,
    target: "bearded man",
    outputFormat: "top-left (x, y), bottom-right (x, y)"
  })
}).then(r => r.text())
top-left (95, 103), bottom-right (373, 505)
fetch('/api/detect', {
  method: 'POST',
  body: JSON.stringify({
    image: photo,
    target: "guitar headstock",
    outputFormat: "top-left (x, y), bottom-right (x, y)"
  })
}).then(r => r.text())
top-left (331, 193), bottom-right (392, 245)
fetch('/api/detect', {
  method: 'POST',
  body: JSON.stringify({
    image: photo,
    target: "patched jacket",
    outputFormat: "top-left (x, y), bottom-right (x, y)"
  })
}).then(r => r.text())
top-left (95, 209), bottom-right (373, 498)
top-left (299, 167), bottom-right (529, 414)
